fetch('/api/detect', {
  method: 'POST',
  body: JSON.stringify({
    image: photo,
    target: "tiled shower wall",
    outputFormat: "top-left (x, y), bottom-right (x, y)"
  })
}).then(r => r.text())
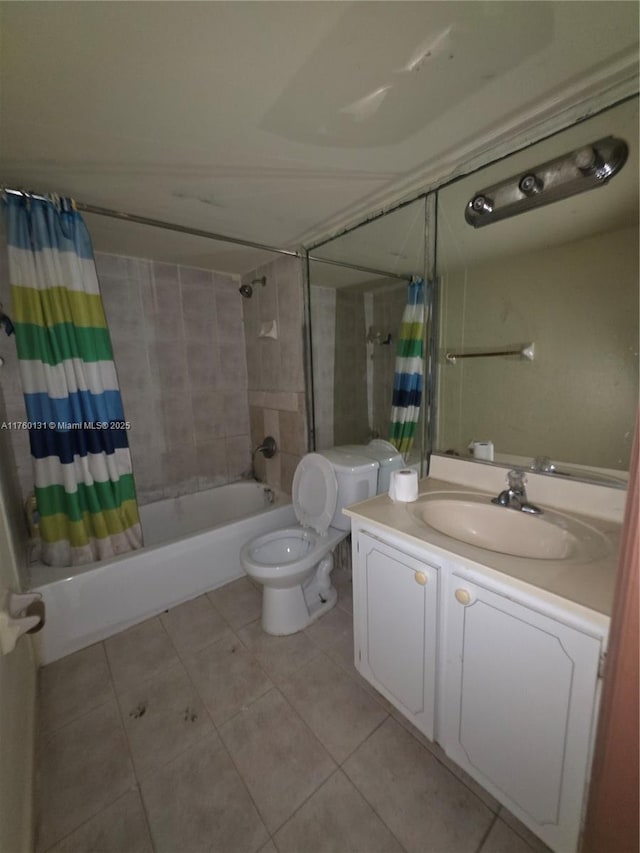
top-left (372, 283), bottom-right (407, 440)
top-left (96, 254), bottom-right (250, 504)
top-left (309, 285), bottom-right (336, 451)
top-left (333, 288), bottom-right (369, 445)
top-left (0, 232), bottom-right (251, 505)
top-left (242, 255), bottom-right (308, 493)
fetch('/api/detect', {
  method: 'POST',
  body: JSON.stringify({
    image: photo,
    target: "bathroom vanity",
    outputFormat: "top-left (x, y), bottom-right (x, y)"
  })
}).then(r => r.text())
top-left (344, 461), bottom-right (622, 853)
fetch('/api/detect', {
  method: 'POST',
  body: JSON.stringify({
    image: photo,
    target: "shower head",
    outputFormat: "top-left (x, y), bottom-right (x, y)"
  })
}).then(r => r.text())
top-left (239, 276), bottom-right (267, 299)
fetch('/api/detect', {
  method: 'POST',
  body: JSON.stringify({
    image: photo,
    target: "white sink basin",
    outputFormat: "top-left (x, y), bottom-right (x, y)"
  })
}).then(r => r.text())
top-left (408, 493), bottom-right (610, 561)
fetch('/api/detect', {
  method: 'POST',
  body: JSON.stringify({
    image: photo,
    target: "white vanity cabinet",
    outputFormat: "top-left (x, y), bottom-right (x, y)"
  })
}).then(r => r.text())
top-left (353, 530), bottom-right (439, 740)
top-left (350, 522), bottom-right (607, 853)
top-left (440, 569), bottom-right (603, 853)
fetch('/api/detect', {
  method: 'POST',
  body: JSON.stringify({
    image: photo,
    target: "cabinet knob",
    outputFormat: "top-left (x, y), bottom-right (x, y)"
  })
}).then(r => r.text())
top-left (414, 571), bottom-right (427, 586)
top-left (455, 588), bottom-right (472, 605)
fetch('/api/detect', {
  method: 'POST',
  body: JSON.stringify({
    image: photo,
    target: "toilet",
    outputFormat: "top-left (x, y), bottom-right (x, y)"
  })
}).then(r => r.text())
top-left (333, 439), bottom-right (404, 493)
top-left (240, 449), bottom-right (378, 635)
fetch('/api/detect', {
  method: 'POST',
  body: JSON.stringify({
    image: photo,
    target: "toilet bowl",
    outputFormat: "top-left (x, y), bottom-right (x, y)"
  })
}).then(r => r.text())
top-left (240, 450), bottom-right (378, 635)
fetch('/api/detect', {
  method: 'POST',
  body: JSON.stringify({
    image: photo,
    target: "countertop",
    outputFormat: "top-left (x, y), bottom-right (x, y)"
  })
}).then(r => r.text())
top-left (344, 476), bottom-right (621, 621)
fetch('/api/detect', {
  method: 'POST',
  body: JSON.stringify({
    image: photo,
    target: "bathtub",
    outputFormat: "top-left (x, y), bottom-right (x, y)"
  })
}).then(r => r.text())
top-left (31, 482), bottom-right (296, 664)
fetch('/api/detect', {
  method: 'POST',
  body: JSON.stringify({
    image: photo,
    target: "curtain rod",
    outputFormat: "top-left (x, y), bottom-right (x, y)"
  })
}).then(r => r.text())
top-left (1, 187), bottom-right (411, 282)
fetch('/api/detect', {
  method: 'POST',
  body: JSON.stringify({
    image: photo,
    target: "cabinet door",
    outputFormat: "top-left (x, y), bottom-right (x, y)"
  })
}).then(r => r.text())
top-left (441, 575), bottom-right (601, 853)
top-left (354, 532), bottom-right (438, 740)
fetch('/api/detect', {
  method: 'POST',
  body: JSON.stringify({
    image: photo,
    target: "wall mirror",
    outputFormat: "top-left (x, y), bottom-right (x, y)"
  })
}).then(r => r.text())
top-left (434, 97), bottom-right (639, 486)
top-left (307, 196), bottom-right (427, 461)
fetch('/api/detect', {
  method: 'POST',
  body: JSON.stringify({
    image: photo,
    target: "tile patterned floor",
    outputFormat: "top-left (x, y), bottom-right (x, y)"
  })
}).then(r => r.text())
top-left (35, 567), bottom-right (552, 853)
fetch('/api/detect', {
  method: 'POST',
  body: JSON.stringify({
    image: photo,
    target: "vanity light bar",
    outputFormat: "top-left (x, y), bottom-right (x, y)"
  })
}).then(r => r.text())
top-left (465, 137), bottom-right (628, 228)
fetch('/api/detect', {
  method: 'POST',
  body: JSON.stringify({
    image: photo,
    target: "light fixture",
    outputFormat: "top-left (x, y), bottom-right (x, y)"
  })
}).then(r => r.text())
top-left (465, 136), bottom-right (628, 228)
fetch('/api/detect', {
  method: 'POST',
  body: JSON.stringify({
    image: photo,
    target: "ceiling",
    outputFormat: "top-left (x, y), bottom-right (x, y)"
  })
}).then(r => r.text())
top-left (1, 2), bottom-right (638, 274)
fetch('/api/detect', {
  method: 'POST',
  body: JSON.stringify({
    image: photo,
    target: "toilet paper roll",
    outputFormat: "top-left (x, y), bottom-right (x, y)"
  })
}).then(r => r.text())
top-left (470, 440), bottom-right (494, 461)
top-left (389, 469), bottom-right (419, 502)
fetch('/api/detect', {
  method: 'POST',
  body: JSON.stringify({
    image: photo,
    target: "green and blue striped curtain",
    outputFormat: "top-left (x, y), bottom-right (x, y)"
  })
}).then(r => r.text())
top-left (2, 193), bottom-right (142, 567)
top-left (389, 277), bottom-right (424, 456)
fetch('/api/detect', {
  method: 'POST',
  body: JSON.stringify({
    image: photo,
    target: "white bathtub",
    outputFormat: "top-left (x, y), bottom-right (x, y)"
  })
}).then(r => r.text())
top-left (31, 482), bottom-right (296, 664)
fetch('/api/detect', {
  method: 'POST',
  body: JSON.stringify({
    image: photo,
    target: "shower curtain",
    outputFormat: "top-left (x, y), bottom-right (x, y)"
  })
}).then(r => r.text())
top-left (2, 193), bottom-right (142, 567)
top-left (389, 276), bottom-right (424, 456)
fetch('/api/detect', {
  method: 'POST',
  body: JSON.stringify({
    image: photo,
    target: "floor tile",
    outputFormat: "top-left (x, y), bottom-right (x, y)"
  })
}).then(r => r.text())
top-left (220, 688), bottom-right (336, 833)
top-left (274, 769), bottom-right (404, 853)
top-left (36, 699), bottom-right (136, 852)
top-left (279, 655), bottom-right (388, 763)
top-left (39, 643), bottom-right (114, 734)
top-left (105, 617), bottom-right (180, 694)
top-left (43, 790), bottom-right (152, 853)
top-left (343, 716), bottom-right (494, 853)
top-left (498, 807), bottom-right (553, 853)
top-left (237, 619), bottom-right (322, 683)
top-left (481, 815), bottom-right (549, 852)
top-left (141, 733), bottom-right (268, 853)
top-left (208, 576), bottom-right (262, 629)
top-left (160, 594), bottom-right (232, 655)
top-left (304, 606), bottom-right (353, 651)
top-left (118, 661), bottom-right (216, 779)
top-left (184, 633), bottom-right (273, 726)
top-left (257, 841), bottom-right (277, 853)
top-left (390, 708), bottom-right (500, 812)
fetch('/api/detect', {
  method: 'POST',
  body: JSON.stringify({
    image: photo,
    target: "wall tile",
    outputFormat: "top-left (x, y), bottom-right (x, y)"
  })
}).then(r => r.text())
top-left (259, 339), bottom-right (280, 390)
top-left (142, 271), bottom-right (183, 341)
top-left (279, 410), bottom-right (307, 456)
top-left (192, 390), bottom-right (226, 443)
top-left (215, 286), bottom-right (244, 344)
top-left (226, 435), bottom-right (251, 481)
top-left (249, 406), bottom-right (265, 449)
top-left (263, 408), bottom-right (280, 444)
top-left (195, 439), bottom-right (228, 485)
top-left (179, 266), bottom-right (213, 289)
top-left (161, 393), bottom-right (194, 449)
top-left (223, 392), bottom-right (250, 437)
top-left (280, 452), bottom-right (301, 494)
top-left (112, 340), bottom-right (152, 400)
top-left (182, 284), bottom-right (216, 341)
top-left (95, 253), bottom-right (139, 280)
top-left (100, 278), bottom-right (146, 343)
top-left (218, 341), bottom-right (248, 390)
top-left (279, 335), bottom-right (304, 393)
top-left (258, 272), bottom-right (278, 326)
top-left (186, 340), bottom-right (219, 389)
top-left (152, 339), bottom-right (188, 390)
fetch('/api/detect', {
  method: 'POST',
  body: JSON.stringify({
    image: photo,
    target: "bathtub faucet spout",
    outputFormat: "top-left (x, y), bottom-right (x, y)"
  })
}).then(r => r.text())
top-left (251, 436), bottom-right (278, 483)
top-left (253, 436), bottom-right (277, 459)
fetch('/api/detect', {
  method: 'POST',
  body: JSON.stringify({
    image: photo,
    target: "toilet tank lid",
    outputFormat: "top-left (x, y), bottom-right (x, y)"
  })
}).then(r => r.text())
top-left (292, 453), bottom-right (338, 534)
top-left (365, 439), bottom-right (404, 468)
top-left (320, 448), bottom-right (378, 474)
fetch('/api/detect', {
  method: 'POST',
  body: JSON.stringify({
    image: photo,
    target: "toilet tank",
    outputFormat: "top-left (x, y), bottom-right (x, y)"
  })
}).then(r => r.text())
top-left (333, 441), bottom-right (404, 494)
top-left (317, 449), bottom-right (378, 531)
top-left (366, 440), bottom-right (405, 493)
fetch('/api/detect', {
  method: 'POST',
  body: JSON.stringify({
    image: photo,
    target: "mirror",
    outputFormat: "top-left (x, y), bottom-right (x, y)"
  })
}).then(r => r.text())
top-left (435, 97), bottom-right (639, 485)
top-left (307, 197), bottom-right (427, 459)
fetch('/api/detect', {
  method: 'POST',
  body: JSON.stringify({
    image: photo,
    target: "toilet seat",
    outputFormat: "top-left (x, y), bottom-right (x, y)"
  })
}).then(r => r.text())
top-left (292, 453), bottom-right (338, 535)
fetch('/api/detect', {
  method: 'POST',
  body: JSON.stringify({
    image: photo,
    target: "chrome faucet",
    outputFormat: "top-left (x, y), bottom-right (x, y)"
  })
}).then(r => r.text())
top-left (491, 470), bottom-right (543, 515)
top-left (530, 456), bottom-right (557, 473)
